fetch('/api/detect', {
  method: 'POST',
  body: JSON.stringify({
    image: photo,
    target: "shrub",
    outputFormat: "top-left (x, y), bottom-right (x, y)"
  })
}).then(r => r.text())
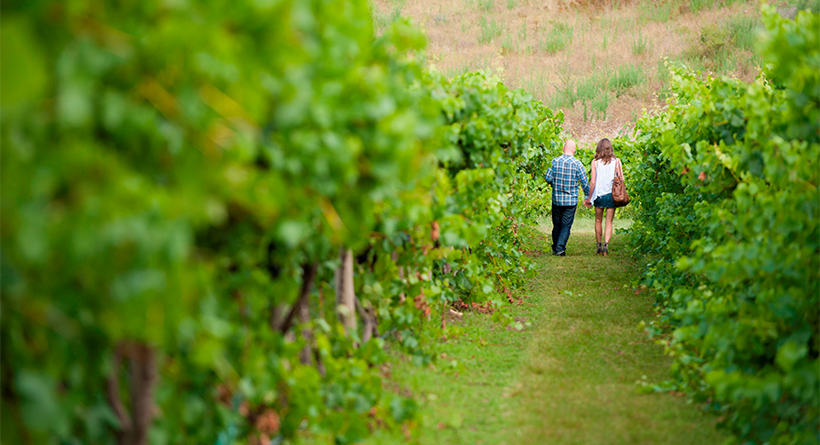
top-left (632, 31), bottom-right (651, 56)
top-left (0, 1), bottom-right (562, 443)
top-left (478, 16), bottom-right (503, 44)
top-left (540, 22), bottom-right (574, 54)
top-left (608, 64), bottom-right (644, 94)
top-left (623, 6), bottom-right (819, 443)
top-left (726, 14), bottom-right (761, 50)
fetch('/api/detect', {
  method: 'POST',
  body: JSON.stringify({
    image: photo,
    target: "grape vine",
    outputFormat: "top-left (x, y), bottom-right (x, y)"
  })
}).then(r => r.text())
top-left (0, 1), bottom-right (561, 443)
top-left (621, 6), bottom-right (819, 443)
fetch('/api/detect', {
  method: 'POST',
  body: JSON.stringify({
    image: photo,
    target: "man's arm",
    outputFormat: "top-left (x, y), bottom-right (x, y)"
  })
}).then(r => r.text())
top-left (545, 164), bottom-right (554, 185)
top-left (576, 160), bottom-right (590, 199)
top-left (585, 160), bottom-right (596, 208)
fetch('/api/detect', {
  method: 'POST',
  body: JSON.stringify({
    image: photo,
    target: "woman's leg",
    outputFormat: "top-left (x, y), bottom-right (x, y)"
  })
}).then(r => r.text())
top-left (604, 207), bottom-right (616, 243)
top-left (594, 207), bottom-right (604, 243)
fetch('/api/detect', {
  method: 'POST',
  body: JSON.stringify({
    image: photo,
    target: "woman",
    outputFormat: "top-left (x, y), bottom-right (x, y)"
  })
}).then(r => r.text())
top-left (584, 138), bottom-right (624, 256)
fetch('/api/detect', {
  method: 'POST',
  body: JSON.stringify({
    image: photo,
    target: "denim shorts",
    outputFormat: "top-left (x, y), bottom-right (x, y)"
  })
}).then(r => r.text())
top-left (594, 193), bottom-right (615, 209)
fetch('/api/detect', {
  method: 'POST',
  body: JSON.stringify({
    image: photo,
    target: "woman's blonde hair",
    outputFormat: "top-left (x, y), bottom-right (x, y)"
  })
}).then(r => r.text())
top-left (594, 138), bottom-right (615, 165)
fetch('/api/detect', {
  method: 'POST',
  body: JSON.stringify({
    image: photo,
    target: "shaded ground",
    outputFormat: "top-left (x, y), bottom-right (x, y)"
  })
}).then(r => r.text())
top-left (350, 217), bottom-right (728, 444)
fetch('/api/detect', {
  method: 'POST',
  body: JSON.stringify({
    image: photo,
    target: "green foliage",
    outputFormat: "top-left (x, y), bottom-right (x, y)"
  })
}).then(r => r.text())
top-left (1, 0), bottom-right (444, 442)
top-left (0, 20), bottom-right (47, 108)
top-left (681, 23), bottom-right (737, 74)
top-left (689, 0), bottom-right (716, 12)
top-left (699, 23), bottom-right (731, 56)
top-left (501, 34), bottom-right (515, 54)
top-left (590, 92), bottom-right (611, 122)
top-left (550, 69), bottom-right (611, 120)
top-left (640, 0), bottom-right (676, 23)
top-left (426, 70), bottom-right (563, 304)
top-left (0, 1), bottom-right (562, 443)
top-left (373, 2), bottom-right (406, 30)
top-left (726, 14), bottom-right (762, 51)
top-left (575, 72), bottom-right (607, 104)
top-left (478, 16), bottom-right (504, 44)
top-left (540, 22), bottom-right (574, 54)
top-left (656, 58), bottom-right (672, 99)
top-left (465, 0), bottom-right (494, 12)
top-left (689, 0), bottom-right (747, 13)
top-left (548, 67), bottom-right (623, 122)
top-left (518, 22), bottom-right (528, 41)
top-left (608, 64), bottom-right (644, 95)
top-left (632, 31), bottom-right (651, 56)
top-left (622, 6), bottom-right (819, 443)
top-left (792, 0), bottom-right (820, 12)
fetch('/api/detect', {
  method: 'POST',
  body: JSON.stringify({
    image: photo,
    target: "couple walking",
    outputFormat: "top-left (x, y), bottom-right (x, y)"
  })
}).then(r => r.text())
top-left (544, 138), bottom-right (625, 257)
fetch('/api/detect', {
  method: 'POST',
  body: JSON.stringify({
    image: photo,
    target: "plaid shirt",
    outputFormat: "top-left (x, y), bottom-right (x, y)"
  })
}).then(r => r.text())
top-left (544, 154), bottom-right (590, 206)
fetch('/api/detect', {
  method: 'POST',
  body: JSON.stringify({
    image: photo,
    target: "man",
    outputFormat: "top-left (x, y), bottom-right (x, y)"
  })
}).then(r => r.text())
top-left (544, 140), bottom-right (590, 256)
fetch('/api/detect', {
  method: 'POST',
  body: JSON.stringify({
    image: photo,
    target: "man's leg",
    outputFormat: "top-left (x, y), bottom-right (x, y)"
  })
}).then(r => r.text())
top-left (551, 204), bottom-right (562, 254)
top-left (555, 205), bottom-right (577, 254)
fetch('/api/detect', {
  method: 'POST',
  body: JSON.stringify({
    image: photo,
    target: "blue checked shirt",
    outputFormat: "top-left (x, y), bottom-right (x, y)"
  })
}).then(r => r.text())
top-left (544, 154), bottom-right (590, 206)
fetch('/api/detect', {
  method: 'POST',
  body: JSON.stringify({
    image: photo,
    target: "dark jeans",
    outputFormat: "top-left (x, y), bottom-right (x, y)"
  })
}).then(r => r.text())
top-left (551, 204), bottom-right (577, 254)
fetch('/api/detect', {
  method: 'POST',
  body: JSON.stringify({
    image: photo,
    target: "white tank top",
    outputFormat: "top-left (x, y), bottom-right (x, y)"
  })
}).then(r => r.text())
top-left (590, 158), bottom-right (617, 204)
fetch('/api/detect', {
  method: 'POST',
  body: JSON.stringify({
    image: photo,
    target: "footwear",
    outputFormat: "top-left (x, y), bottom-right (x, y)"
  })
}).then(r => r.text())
top-left (553, 250), bottom-right (566, 256)
top-left (596, 242), bottom-right (602, 255)
top-left (602, 242), bottom-right (609, 257)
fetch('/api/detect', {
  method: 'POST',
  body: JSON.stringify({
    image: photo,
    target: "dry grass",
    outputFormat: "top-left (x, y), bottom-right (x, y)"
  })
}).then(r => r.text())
top-left (372, 0), bottom-right (765, 143)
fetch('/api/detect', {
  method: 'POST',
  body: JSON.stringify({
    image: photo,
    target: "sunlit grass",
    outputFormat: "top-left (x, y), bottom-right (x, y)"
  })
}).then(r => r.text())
top-left (297, 220), bottom-right (731, 445)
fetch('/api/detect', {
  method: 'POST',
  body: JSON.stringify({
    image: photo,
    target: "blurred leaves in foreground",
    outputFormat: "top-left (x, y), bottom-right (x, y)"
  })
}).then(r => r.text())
top-left (1, 0), bottom-right (561, 443)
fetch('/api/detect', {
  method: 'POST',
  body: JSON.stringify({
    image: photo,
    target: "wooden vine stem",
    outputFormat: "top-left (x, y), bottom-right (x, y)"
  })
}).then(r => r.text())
top-left (335, 247), bottom-right (358, 335)
top-left (106, 341), bottom-right (157, 445)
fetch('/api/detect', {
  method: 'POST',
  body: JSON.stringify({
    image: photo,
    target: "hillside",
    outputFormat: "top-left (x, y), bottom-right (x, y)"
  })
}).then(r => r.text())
top-left (371, 0), bottom-right (804, 143)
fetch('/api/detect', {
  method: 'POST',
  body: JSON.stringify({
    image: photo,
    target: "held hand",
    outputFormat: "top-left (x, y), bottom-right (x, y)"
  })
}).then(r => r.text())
top-left (583, 199), bottom-right (592, 208)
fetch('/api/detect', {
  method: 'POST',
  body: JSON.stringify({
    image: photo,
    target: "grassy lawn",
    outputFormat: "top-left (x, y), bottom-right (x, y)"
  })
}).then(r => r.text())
top-left (314, 216), bottom-right (728, 445)
top-left (509, 218), bottom-right (726, 444)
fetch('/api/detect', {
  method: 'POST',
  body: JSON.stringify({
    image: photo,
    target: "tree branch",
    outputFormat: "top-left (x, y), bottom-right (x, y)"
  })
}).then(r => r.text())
top-left (336, 248), bottom-right (358, 333)
top-left (106, 345), bottom-right (132, 439)
top-left (278, 262), bottom-right (318, 334)
top-left (355, 296), bottom-right (379, 343)
top-left (128, 343), bottom-right (157, 445)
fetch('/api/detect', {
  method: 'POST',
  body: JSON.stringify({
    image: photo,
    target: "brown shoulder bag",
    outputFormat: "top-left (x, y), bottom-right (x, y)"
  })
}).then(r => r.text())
top-left (612, 159), bottom-right (630, 207)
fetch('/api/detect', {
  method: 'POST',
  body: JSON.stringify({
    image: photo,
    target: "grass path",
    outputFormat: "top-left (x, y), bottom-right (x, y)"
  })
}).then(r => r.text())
top-left (507, 219), bottom-right (727, 444)
top-left (327, 219), bottom-right (727, 444)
